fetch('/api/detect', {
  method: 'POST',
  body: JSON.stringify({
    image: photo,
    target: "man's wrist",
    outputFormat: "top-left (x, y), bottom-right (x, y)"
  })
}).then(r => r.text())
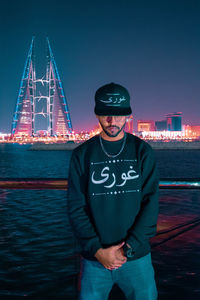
top-left (123, 243), bottom-right (135, 258)
top-left (94, 247), bottom-right (103, 258)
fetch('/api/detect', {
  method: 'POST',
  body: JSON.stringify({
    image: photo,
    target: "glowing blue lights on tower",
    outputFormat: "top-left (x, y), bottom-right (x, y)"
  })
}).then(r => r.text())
top-left (11, 37), bottom-right (36, 136)
top-left (11, 37), bottom-right (73, 136)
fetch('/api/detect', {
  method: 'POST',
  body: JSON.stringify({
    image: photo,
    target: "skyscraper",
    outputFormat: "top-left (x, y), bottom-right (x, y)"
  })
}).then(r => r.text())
top-left (46, 38), bottom-right (73, 136)
top-left (11, 37), bottom-right (35, 136)
top-left (166, 112), bottom-right (182, 131)
top-left (11, 37), bottom-right (73, 137)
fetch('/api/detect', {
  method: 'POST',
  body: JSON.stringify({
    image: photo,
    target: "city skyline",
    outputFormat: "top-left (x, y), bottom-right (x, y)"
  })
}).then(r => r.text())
top-left (0, 0), bottom-right (199, 133)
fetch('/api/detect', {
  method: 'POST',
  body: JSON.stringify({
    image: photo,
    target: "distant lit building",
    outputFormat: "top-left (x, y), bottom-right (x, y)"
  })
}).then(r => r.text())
top-left (0, 133), bottom-right (11, 141)
top-left (166, 112), bottom-right (182, 131)
top-left (140, 130), bottom-right (185, 140)
top-left (155, 120), bottom-right (167, 131)
top-left (137, 120), bottom-right (155, 132)
top-left (184, 125), bottom-right (200, 139)
top-left (36, 130), bottom-right (48, 137)
top-left (125, 115), bottom-right (134, 134)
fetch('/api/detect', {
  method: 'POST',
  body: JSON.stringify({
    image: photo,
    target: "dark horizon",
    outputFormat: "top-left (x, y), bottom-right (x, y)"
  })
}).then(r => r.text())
top-left (0, 0), bottom-right (199, 133)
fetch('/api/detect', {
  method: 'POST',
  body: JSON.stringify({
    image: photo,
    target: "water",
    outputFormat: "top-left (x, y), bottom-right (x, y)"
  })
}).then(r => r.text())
top-left (0, 144), bottom-right (72, 178)
top-left (0, 144), bottom-right (200, 179)
top-left (0, 144), bottom-right (200, 299)
top-left (0, 189), bottom-right (78, 298)
top-left (152, 190), bottom-right (200, 300)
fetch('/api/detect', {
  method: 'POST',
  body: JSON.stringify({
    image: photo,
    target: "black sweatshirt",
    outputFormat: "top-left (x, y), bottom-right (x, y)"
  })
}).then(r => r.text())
top-left (67, 132), bottom-right (159, 261)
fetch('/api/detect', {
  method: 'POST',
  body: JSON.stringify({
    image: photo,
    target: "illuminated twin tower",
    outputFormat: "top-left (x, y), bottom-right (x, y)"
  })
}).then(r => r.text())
top-left (11, 37), bottom-right (73, 137)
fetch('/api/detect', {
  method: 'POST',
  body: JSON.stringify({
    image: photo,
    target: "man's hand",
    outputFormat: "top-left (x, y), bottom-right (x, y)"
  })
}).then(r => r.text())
top-left (94, 241), bottom-right (127, 270)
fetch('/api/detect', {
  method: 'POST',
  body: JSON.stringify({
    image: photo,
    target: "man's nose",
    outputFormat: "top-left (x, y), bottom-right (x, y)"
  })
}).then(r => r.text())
top-left (106, 116), bottom-right (116, 124)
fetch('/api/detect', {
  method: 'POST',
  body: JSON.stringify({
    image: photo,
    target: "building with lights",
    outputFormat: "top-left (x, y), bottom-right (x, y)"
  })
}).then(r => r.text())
top-left (155, 112), bottom-right (182, 131)
top-left (184, 125), bottom-right (200, 139)
top-left (140, 130), bottom-right (186, 140)
top-left (11, 37), bottom-right (73, 137)
top-left (135, 113), bottom-right (200, 141)
top-left (137, 120), bottom-right (155, 132)
top-left (166, 112), bottom-right (182, 131)
top-left (155, 120), bottom-right (167, 131)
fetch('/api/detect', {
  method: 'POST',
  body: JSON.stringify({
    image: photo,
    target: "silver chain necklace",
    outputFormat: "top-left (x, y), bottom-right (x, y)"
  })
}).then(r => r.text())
top-left (99, 132), bottom-right (127, 158)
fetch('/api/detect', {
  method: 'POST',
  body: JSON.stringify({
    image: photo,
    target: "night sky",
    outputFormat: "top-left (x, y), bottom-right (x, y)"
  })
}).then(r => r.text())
top-left (0, 0), bottom-right (199, 133)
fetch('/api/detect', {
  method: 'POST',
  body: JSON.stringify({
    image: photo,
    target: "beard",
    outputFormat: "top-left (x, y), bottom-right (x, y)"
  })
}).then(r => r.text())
top-left (99, 120), bottom-right (126, 137)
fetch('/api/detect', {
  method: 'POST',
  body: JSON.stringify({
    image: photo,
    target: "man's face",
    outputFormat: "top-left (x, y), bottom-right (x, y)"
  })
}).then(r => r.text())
top-left (97, 115), bottom-right (127, 137)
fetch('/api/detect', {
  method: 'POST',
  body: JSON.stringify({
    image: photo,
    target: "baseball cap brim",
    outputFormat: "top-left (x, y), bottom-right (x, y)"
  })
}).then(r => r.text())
top-left (95, 106), bottom-right (132, 116)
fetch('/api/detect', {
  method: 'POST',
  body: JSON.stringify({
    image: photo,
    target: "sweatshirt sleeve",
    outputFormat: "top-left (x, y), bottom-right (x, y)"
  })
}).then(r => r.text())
top-left (126, 145), bottom-right (159, 251)
top-left (67, 150), bottom-right (102, 257)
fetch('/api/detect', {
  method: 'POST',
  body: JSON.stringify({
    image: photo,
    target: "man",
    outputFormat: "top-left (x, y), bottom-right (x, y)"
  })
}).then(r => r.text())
top-left (67, 83), bottom-right (159, 300)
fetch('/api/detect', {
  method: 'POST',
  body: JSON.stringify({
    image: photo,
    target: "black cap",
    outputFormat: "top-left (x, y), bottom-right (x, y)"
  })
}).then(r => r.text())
top-left (94, 82), bottom-right (132, 116)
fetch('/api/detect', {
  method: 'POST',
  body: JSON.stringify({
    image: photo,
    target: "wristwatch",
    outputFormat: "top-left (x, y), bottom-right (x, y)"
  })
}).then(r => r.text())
top-left (123, 243), bottom-right (135, 258)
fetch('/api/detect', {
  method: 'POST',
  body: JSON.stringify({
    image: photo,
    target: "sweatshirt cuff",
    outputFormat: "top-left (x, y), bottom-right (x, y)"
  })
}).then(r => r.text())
top-left (126, 235), bottom-right (140, 252)
top-left (84, 238), bottom-right (102, 257)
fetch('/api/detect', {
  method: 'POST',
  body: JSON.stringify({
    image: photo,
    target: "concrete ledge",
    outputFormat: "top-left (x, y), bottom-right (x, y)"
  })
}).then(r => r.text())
top-left (0, 179), bottom-right (200, 190)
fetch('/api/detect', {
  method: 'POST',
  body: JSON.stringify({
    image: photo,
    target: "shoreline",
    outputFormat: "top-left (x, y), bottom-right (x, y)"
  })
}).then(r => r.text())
top-left (29, 140), bottom-right (200, 150)
top-left (1, 140), bottom-right (200, 150)
top-left (147, 141), bottom-right (200, 150)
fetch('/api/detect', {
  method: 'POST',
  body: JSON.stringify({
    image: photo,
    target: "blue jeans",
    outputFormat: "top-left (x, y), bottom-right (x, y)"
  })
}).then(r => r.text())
top-left (78, 253), bottom-right (157, 300)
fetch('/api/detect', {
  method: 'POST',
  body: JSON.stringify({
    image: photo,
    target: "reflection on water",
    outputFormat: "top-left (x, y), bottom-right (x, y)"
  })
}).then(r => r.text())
top-left (151, 191), bottom-right (200, 300)
top-left (0, 189), bottom-right (79, 298)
